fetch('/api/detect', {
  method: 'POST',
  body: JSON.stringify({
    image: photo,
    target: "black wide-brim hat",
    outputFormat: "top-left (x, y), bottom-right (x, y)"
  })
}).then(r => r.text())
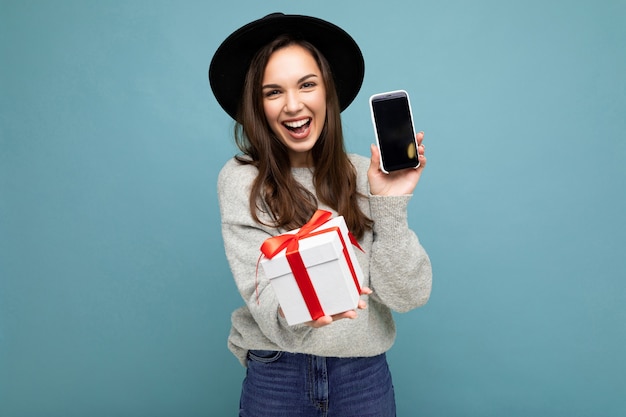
top-left (209, 12), bottom-right (365, 121)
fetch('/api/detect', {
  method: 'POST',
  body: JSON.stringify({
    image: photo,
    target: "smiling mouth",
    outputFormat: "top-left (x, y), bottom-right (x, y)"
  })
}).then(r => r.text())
top-left (283, 118), bottom-right (311, 134)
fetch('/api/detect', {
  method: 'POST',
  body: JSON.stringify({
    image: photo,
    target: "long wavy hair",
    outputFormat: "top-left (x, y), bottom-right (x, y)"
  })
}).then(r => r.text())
top-left (234, 35), bottom-right (372, 239)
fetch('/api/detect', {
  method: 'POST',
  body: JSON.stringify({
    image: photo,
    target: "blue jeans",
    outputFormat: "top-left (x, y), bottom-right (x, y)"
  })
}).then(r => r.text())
top-left (239, 350), bottom-right (396, 417)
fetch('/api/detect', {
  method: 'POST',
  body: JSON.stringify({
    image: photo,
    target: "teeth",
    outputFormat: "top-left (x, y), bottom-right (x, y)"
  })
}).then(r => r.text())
top-left (284, 118), bottom-right (310, 128)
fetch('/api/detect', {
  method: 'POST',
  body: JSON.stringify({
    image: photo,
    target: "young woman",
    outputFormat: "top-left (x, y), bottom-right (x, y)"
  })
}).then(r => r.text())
top-left (209, 13), bottom-right (432, 417)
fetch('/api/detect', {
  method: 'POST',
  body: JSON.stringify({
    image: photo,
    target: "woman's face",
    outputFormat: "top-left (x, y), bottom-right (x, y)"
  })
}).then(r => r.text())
top-left (261, 44), bottom-right (327, 167)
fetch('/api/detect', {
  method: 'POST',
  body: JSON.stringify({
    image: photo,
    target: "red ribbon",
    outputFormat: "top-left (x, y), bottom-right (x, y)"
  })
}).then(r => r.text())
top-left (260, 210), bottom-right (363, 321)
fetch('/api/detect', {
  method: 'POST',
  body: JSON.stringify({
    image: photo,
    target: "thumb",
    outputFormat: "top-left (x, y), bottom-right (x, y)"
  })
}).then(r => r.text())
top-left (369, 144), bottom-right (381, 171)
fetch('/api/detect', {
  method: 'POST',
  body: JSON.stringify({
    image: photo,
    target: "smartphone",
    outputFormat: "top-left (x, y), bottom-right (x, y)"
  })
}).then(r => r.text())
top-left (369, 90), bottom-right (419, 173)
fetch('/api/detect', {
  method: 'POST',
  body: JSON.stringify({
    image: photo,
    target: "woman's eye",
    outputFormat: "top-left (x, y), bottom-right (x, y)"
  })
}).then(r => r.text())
top-left (264, 89), bottom-right (280, 97)
top-left (301, 82), bottom-right (316, 89)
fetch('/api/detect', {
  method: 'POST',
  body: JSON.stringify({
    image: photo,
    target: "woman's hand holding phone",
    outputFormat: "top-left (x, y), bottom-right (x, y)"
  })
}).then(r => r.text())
top-left (368, 132), bottom-right (427, 196)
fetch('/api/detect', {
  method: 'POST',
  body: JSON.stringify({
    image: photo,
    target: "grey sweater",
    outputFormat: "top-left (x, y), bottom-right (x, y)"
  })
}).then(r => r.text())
top-left (217, 153), bottom-right (432, 366)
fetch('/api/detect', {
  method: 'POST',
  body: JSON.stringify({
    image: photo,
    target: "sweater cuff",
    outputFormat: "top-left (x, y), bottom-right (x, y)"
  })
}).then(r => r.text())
top-left (369, 194), bottom-right (412, 238)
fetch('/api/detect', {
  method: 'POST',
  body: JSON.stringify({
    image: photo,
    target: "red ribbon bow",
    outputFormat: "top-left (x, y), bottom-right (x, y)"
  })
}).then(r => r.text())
top-left (260, 210), bottom-right (363, 321)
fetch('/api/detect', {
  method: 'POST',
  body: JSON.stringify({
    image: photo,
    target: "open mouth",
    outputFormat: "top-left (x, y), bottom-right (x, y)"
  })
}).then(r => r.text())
top-left (283, 118), bottom-right (311, 134)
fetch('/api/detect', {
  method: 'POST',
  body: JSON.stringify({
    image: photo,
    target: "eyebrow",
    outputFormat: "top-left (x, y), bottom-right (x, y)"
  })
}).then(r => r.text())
top-left (262, 73), bottom-right (319, 90)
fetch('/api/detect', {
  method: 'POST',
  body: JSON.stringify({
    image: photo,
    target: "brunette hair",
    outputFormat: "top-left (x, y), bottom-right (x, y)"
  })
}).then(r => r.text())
top-left (234, 35), bottom-right (372, 239)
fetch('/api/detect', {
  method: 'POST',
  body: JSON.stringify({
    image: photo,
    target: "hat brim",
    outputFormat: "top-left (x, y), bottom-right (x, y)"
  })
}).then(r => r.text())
top-left (209, 13), bottom-right (364, 121)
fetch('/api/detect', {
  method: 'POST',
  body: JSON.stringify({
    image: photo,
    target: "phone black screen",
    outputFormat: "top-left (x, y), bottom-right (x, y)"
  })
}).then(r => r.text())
top-left (371, 93), bottom-right (418, 172)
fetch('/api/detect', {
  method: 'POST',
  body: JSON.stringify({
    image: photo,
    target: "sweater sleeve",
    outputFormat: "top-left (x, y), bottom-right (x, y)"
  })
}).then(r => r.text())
top-left (217, 159), bottom-right (313, 348)
top-left (367, 195), bottom-right (432, 312)
top-left (350, 154), bottom-right (432, 313)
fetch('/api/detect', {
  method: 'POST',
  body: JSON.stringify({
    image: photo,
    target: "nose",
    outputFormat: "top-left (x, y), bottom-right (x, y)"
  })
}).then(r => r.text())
top-left (284, 90), bottom-right (303, 114)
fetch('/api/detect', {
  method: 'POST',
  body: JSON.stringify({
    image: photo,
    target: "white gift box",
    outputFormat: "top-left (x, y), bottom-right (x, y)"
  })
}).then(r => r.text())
top-left (260, 216), bottom-right (365, 326)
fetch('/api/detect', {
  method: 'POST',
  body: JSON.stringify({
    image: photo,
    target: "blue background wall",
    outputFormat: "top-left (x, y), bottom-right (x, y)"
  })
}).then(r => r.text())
top-left (1, 0), bottom-right (625, 416)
